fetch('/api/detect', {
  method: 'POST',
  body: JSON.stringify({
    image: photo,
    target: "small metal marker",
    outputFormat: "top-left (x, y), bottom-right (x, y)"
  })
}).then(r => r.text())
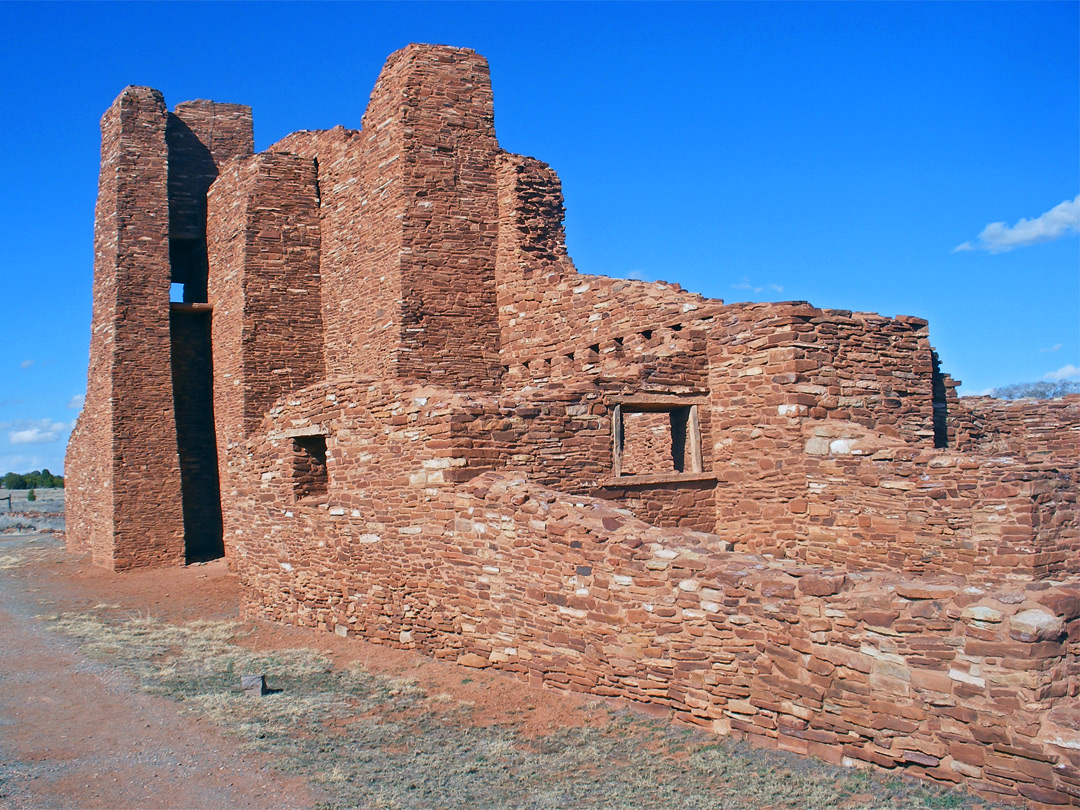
top-left (241, 674), bottom-right (268, 696)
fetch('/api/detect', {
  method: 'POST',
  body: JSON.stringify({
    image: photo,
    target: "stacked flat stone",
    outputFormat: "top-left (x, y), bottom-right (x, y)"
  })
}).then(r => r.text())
top-left (66, 44), bottom-right (1079, 807)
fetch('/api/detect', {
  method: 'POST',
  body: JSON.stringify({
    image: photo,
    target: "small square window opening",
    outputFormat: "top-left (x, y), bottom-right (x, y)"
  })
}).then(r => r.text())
top-left (613, 401), bottom-right (701, 478)
top-left (293, 435), bottom-right (328, 502)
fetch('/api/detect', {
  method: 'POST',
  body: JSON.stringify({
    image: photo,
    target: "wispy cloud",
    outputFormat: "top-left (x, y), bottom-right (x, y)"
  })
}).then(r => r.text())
top-left (0, 453), bottom-right (51, 473)
top-left (626, 269), bottom-right (650, 281)
top-left (67, 393), bottom-right (85, 410)
top-left (19, 359), bottom-right (33, 369)
top-left (733, 276), bottom-right (784, 294)
top-left (1039, 343), bottom-right (1063, 354)
top-left (3, 419), bottom-right (73, 446)
top-left (955, 194), bottom-right (1080, 253)
top-left (1043, 364), bottom-right (1080, 382)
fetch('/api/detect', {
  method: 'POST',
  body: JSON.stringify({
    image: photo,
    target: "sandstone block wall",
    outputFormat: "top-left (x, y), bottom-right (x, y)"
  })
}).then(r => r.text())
top-left (206, 151), bottom-right (324, 558)
top-left (385, 46), bottom-right (502, 390)
top-left (494, 153), bottom-right (723, 368)
top-left (760, 453), bottom-right (1079, 580)
top-left (268, 127), bottom-right (373, 379)
top-left (167, 100), bottom-right (254, 301)
top-left (66, 86), bottom-right (184, 569)
top-left (68, 44), bottom-right (1080, 807)
top-left (272, 46), bottom-right (503, 388)
top-left (224, 397), bottom-right (1079, 807)
top-left (67, 87), bottom-right (252, 569)
top-left (954, 395), bottom-right (1080, 460)
top-left (207, 152), bottom-right (324, 439)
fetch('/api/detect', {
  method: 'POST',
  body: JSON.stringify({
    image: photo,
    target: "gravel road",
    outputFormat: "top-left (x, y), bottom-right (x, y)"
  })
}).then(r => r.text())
top-left (0, 530), bottom-right (315, 810)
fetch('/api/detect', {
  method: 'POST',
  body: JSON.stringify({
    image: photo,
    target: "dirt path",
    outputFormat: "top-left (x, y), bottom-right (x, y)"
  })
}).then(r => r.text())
top-left (0, 533), bottom-right (315, 810)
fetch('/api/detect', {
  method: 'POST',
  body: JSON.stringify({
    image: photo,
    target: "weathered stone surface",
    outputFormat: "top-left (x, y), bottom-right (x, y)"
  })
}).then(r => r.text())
top-left (798, 574), bottom-right (845, 597)
top-left (65, 43), bottom-right (1080, 808)
top-left (897, 581), bottom-right (958, 600)
top-left (1009, 609), bottom-right (1066, 643)
top-left (963, 605), bottom-right (1005, 623)
top-left (457, 654), bottom-right (491, 669)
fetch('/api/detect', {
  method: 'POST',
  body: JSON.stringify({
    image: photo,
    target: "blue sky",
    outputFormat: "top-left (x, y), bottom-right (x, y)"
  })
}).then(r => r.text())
top-left (0, 2), bottom-right (1077, 474)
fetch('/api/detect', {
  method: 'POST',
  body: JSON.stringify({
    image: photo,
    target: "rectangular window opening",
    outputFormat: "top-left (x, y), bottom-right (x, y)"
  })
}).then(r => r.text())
top-left (169, 237), bottom-right (208, 302)
top-left (613, 402), bottom-right (702, 478)
top-left (293, 435), bottom-right (328, 502)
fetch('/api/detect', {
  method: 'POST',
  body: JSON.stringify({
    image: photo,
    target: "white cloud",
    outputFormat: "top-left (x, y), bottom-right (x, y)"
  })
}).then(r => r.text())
top-left (11, 427), bottom-right (62, 445)
top-left (732, 276), bottom-right (784, 294)
top-left (67, 393), bottom-right (85, 410)
top-left (1043, 364), bottom-right (1080, 382)
top-left (4, 419), bottom-right (73, 446)
top-left (1039, 343), bottom-right (1063, 354)
top-left (0, 453), bottom-right (50, 473)
top-left (626, 269), bottom-right (649, 281)
top-left (19, 359), bottom-right (33, 369)
top-left (955, 194), bottom-right (1080, 253)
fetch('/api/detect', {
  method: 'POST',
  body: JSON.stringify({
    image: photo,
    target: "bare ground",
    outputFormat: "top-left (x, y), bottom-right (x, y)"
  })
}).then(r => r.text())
top-left (0, 504), bottom-right (1015, 810)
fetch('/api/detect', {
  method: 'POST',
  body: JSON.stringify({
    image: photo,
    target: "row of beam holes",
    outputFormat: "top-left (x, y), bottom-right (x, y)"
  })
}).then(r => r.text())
top-left (500, 324), bottom-right (692, 379)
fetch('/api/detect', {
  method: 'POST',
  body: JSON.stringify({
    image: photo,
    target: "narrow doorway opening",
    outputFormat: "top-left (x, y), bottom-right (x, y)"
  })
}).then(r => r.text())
top-left (931, 350), bottom-right (949, 449)
top-left (170, 308), bottom-right (224, 562)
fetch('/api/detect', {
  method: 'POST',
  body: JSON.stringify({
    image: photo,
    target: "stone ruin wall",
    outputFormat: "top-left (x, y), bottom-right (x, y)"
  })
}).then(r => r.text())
top-left (266, 46), bottom-right (503, 391)
top-left (703, 303), bottom-right (1079, 581)
top-left (66, 88), bottom-right (253, 567)
top-left (494, 152), bottom-right (724, 368)
top-left (66, 87), bottom-right (185, 569)
top-left (954, 396), bottom-right (1080, 460)
top-left (204, 149), bottom-right (325, 559)
top-left (66, 44), bottom-right (1080, 807)
top-left (226, 381), bottom-right (1079, 808)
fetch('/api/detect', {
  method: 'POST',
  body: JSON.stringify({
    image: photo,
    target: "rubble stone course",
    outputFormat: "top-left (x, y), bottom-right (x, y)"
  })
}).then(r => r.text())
top-left (67, 44), bottom-right (1079, 806)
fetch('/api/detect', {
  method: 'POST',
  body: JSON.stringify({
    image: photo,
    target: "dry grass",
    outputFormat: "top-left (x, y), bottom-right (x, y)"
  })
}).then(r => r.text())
top-left (48, 609), bottom-right (1011, 810)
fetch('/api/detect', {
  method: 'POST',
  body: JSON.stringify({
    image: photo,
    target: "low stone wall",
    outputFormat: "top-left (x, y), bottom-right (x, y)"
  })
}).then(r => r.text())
top-left (230, 413), bottom-right (1079, 808)
top-left (954, 396), bottom-right (1080, 461)
top-left (593, 477), bottom-right (717, 532)
top-left (740, 451), bottom-right (1079, 581)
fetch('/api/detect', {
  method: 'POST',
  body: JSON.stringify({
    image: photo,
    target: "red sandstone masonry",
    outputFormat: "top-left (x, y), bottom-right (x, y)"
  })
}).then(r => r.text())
top-left (224, 386), bottom-right (1079, 807)
top-left (705, 304), bottom-right (1079, 580)
top-left (494, 153), bottom-right (722, 367)
top-left (68, 87), bottom-right (252, 569)
top-left (274, 46), bottom-right (503, 388)
top-left (389, 46), bottom-right (502, 390)
top-left (168, 100), bottom-right (254, 242)
top-left (954, 395), bottom-right (1080, 460)
top-left (68, 45), bottom-right (1080, 807)
top-left (268, 127), bottom-right (372, 379)
top-left (167, 100), bottom-right (253, 301)
top-left (207, 153), bottom-right (324, 438)
top-left (206, 152), bottom-right (324, 559)
top-left (67, 87), bottom-right (185, 570)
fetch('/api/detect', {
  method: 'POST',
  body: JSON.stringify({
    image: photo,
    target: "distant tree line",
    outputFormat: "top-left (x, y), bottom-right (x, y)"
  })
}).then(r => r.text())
top-left (2, 469), bottom-right (64, 489)
top-left (990, 380), bottom-right (1080, 400)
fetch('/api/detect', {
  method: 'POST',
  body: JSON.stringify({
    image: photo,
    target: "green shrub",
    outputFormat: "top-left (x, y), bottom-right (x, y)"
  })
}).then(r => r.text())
top-left (26, 489), bottom-right (36, 502)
